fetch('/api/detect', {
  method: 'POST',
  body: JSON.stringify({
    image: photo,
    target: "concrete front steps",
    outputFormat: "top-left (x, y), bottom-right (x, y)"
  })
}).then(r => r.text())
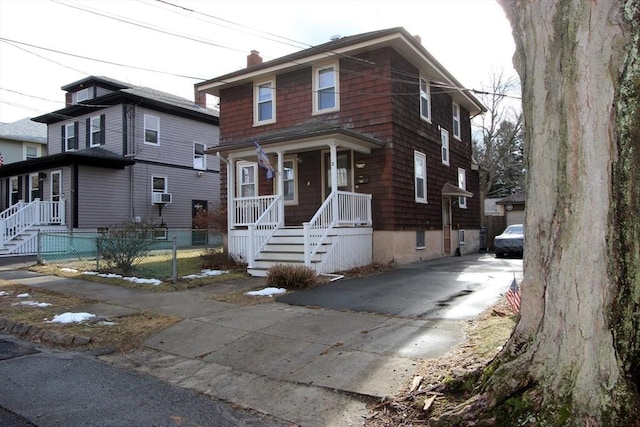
top-left (247, 227), bottom-right (334, 277)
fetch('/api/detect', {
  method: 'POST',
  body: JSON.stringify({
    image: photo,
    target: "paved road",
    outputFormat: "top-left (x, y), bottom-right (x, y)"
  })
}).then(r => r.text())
top-left (0, 334), bottom-right (289, 427)
top-left (277, 253), bottom-right (523, 319)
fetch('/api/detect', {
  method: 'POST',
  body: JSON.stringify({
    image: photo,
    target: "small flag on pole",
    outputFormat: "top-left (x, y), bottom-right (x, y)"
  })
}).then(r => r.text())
top-left (253, 139), bottom-right (276, 179)
top-left (0, 152), bottom-right (4, 167)
top-left (506, 275), bottom-right (521, 314)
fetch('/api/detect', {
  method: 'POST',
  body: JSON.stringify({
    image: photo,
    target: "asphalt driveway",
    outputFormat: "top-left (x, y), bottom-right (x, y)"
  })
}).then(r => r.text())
top-left (277, 253), bottom-right (523, 319)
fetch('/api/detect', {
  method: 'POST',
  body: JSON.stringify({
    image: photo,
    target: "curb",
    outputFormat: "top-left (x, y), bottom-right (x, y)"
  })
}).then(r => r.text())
top-left (0, 317), bottom-right (91, 347)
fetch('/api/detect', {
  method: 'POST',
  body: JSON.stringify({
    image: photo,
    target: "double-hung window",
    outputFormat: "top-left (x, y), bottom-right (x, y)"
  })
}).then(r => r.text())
top-left (441, 128), bottom-right (450, 166)
top-left (152, 176), bottom-right (167, 197)
top-left (282, 157), bottom-right (298, 205)
top-left (414, 151), bottom-right (427, 204)
top-left (24, 144), bottom-right (39, 160)
top-left (238, 161), bottom-right (257, 197)
top-left (458, 167), bottom-right (467, 208)
top-left (452, 102), bottom-right (461, 140)
top-left (89, 115), bottom-right (103, 147)
top-left (255, 80), bottom-right (275, 124)
top-left (193, 142), bottom-right (206, 170)
top-left (144, 114), bottom-right (159, 145)
top-left (63, 122), bottom-right (78, 151)
top-left (9, 177), bottom-right (19, 205)
top-left (314, 63), bottom-right (339, 113)
top-left (419, 77), bottom-right (431, 122)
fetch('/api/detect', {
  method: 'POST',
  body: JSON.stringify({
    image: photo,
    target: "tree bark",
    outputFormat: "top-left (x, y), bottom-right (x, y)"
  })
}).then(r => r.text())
top-left (437, 0), bottom-right (640, 425)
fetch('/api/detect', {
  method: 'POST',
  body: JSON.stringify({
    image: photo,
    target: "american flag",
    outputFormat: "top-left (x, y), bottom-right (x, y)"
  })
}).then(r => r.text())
top-left (506, 276), bottom-right (521, 314)
top-left (253, 139), bottom-right (276, 179)
top-left (0, 152), bottom-right (4, 167)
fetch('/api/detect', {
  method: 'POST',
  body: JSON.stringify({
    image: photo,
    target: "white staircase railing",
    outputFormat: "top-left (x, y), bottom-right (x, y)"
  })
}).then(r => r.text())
top-left (246, 195), bottom-right (282, 268)
top-left (303, 190), bottom-right (372, 267)
top-left (233, 195), bottom-right (280, 226)
top-left (1, 199), bottom-right (66, 250)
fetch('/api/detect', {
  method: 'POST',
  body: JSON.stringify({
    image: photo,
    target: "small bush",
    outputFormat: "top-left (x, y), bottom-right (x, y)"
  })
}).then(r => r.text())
top-left (201, 250), bottom-right (247, 271)
top-left (266, 264), bottom-right (318, 289)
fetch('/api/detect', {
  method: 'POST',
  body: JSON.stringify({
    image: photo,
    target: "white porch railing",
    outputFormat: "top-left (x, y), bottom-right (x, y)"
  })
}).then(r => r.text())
top-left (303, 190), bottom-right (372, 266)
top-left (0, 199), bottom-right (66, 248)
top-left (246, 195), bottom-right (282, 268)
top-left (233, 195), bottom-right (280, 226)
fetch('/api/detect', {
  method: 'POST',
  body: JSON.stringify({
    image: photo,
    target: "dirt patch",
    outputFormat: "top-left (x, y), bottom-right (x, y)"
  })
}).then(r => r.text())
top-left (364, 299), bottom-right (517, 426)
top-left (0, 281), bottom-right (179, 352)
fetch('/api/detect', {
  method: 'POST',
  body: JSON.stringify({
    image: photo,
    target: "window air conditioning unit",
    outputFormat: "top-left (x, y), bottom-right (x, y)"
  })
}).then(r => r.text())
top-left (152, 193), bottom-right (172, 204)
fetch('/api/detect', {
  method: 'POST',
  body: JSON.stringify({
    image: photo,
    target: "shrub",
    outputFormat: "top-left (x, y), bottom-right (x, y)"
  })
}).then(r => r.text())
top-left (97, 221), bottom-right (158, 275)
top-left (201, 249), bottom-right (247, 271)
top-left (266, 264), bottom-right (319, 289)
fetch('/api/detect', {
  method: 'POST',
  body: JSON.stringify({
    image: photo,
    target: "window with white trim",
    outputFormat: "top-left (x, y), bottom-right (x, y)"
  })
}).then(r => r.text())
top-left (255, 80), bottom-right (275, 124)
top-left (414, 151), bottom-right (427, 204)
top-left (193, 142), bottom-right (206, 170)
top-left (419, 77), bottom-right (431, 122)
top-left (89, 116), bottom-right (102, 147)
top-left (458, 167), bottom-right (467, 208)
top-left (29, 173), bottom-right (39, 202)
top-left (458, 229), bottom-right (466, 245)
top-left (238, 161), bottom-right (258, 197)
top-left (144, 114), bottom-right (159, 145)
top-left (314, 63), bottom-right (339, 113)
top-left (283, 157), bottom-right (298, 205)
top-left (9, 177), bottom-right (19, 205)
top-left (152, 176), bottom-right (168, 201)
top-left (452, 102), bottom-right (461, 140)
top-left (76, 88), bottom-right (88, 103)
top-left (51, 170), bottom-right (62, 202)
top-left (441, 128), bottom-right (450, 166)
top-left (24, 144), bottom-right (39, 160)
top-left (63, 122), bottom-right (77, 151)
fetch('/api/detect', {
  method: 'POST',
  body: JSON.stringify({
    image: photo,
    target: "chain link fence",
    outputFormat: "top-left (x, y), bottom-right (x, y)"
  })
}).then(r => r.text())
top-left (37, 229), bottom-right (223, 283)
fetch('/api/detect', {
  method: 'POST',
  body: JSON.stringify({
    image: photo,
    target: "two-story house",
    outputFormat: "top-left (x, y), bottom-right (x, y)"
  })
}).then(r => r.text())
top-left (195, 27), bottom-right (485, 277)
top-left (0, 76), bottom-right (220, 256)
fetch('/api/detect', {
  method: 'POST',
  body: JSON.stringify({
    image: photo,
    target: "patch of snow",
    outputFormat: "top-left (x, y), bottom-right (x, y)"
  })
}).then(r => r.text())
top-left (16, 293), bottom-right (30, 298)
top-left (47, 312), bottom-right (96, 324)
top-left (246, 287), bottom-right (287, 297)
top-left (0, 291), bottom-right (11, 297)
top-left (182, 269), bottom-right (229, 279)
top-left (82, 271), bottom-right (99, 276)
top-left (123, 276), bottom-right (162, 286)
top-left (13, 301), bottom-right (51, 307)
top-left (60, 268), bottom-right (78, 273)
top-left (98, 321), bottom-right (117, 326)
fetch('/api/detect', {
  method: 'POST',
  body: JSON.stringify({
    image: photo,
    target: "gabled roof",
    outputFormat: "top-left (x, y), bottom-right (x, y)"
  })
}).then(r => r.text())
top-left (0, 147), bottom-right (135, 178)
top-left (33, 76), bottom-right (219, 125)
top-left (496, 190), bottom-right (526, 205)
top-left (0, 118), bottom-right (47, 144)
top-left (196, 27), bottom-right (486, 115)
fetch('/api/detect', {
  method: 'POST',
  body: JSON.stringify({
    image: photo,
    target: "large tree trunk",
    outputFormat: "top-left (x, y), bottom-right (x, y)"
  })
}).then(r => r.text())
top-left (436, 1), bottom-right (640, 425)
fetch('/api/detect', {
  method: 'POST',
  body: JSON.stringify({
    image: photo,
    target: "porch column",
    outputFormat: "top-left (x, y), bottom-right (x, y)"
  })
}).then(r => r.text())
top-left (329, 143), bottom-right (339, 222)
top-left (227, 156), bottom-right (236, 229)
top-left (276, 151), bottom-right (285, 226)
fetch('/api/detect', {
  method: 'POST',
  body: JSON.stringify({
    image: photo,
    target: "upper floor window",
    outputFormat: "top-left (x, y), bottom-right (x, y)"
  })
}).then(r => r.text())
top-left (458, 167), bottom-right (467, 208)
top-left (62, 122), bottom-right (78, 151)
top-left (314, 63), bottom-right (339, 113)
top-left (76, 88), bottom-right (88, 103)
top-left (255, 80), bottom-right (275, 125)
top-left (89, 115), bottom-right (104, 147)
top-left (414, 151), bottom-right (427, 204)
top-left (420, 77), bottom-right (431, 122)
top-left (193, 142), bottom-right (206, 170)
top-left (238, 161), bottom-right (258, 197)
top-left (144, 114), bottom-right (159, 145)
top-left (24, 144), bottom-right (39, 160)
top-left (441, 128), bottom-right (450, 166)
top-left (452, 102), bottom-right (461, 139)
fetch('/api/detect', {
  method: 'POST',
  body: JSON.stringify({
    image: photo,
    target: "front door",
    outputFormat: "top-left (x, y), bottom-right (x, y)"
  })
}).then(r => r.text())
top-left (323, 150), bottom-right (352, 198)
top-left (442, 197), bottom-right (451, 254)
top-left (192, 199), bottom-right (208, 245)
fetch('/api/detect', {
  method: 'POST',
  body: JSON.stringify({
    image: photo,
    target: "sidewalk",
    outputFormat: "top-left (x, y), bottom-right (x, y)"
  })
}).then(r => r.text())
top-left (3, 261), bottom-right (472, 426)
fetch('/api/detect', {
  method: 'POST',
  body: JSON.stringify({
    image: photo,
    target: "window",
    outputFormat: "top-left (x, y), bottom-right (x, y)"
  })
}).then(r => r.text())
top-left (458, 167), bottom-right (467, 208)
top-left (29, 173), bottom-right (39, 202)
top-left (76, 88), bottom-right (88, 103)
top-left (441, 128), bottom-right (450, 166)
top-left (51, 170), bottom-right (62, 202)
top-left (452, 102), bottom-right (461, 139)
top-left (255, 80), bottom-right (275, 124)
top-left (416, 230), bottom-right (426, 249)
top-left (24, 144), bottom-right (39, 160)
top-left (314, 63), bottom-right (339, 113)
top-left (89, 115), bottom-right (103, 147)
top-left (283, 157), bottom-right (298, 204)
top-left (420, 77), bottom-right (431, 122)
top-left (62, 122), bottom-right (77, 151)
top-left (414, 151), bottom-right (427, 203)
top-left (458, 229), bottom-right (466, 245)
top-left (144, 115), bottom-right (159, 145)
top-left (10, 177), bottom-right (19, 205)
top-left (152, 176), bottom-right (167, 194)
top-left (238, 162), bottom-right (257, 197)
top-left (193, 142), bottom-right (206, 170)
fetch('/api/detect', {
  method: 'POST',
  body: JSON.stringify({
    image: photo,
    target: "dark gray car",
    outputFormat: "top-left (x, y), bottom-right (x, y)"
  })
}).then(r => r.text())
top-left (494, 224), bottom-right (524, 258)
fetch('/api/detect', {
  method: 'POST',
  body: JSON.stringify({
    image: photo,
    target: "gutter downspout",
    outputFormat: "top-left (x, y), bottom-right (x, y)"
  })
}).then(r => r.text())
top-left (216, 152), bottom-right (233, 249)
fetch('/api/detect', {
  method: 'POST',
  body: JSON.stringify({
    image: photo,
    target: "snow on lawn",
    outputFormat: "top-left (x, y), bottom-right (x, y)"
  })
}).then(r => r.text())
top-left (60, 268), bottom-right (78, 273)
top-left (16, 293), bottom-right (30, 298)
top-left (13, 301), bottom-right (51, 307)
top-left (47, 312), bottom-right (96, 324)
top-left (182, 269), bottom-right (229, 280)
top-left (82, 271), bottom-right (161, 286)
top-left (245, 287), bottom-right (287, 297)
top-left (0, 291), bottom-right (11, 297)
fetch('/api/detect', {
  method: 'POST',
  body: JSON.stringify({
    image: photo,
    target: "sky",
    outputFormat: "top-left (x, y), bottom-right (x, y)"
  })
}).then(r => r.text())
top-left (0, 0), bottom-right (517, 124)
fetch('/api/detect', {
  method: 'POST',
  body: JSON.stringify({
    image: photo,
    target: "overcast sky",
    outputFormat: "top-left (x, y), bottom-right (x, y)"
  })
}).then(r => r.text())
top-left (0, 0), bottom-right (517, 123)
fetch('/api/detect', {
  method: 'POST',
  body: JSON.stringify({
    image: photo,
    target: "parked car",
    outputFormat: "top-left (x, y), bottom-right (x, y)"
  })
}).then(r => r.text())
top-left (494, 224), bottom-right (524, 258)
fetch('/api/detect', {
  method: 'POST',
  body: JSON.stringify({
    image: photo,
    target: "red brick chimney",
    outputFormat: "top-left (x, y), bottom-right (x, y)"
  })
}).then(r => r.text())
top-left (194, 87), bottom-right (207, 108)
top-left (247, 50), bottom-right (263, 67)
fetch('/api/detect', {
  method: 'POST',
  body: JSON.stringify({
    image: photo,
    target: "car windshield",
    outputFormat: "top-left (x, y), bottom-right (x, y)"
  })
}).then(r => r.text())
top-left (504, 225), bottom-right (523, 234)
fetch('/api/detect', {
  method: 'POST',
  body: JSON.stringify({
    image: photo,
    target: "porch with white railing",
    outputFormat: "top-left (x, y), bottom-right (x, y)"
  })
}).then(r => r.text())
top-left (229, 190), bottom-right (373, 277)
top-left (0, 199), bottom-right (66, 255)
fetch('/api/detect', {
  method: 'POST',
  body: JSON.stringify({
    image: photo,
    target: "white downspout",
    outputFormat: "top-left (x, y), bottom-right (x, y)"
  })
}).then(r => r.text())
top-left (276, 151), bottom-right (284, 227)
top-left (329, 143), bottom-right (338, 222)
top-left (217, 152), bottom-right (234, 248)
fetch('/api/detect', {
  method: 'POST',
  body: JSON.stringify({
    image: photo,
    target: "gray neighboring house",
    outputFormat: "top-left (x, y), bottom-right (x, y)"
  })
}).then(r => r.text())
top-left (0, 117), bottom-right (47, 171)
top-left (0, 76), bottom-right (220, 256)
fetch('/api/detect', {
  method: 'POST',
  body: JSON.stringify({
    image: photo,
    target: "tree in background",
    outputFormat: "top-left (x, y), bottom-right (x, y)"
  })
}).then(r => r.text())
top-left (472, 70), bottom-right (525, 198)
top-left (436, 1), bottom-right (640, 424)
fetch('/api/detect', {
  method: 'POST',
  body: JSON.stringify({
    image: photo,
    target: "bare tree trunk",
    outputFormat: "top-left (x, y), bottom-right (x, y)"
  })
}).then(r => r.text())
top-left (436, 0), bottom-right (640, 425)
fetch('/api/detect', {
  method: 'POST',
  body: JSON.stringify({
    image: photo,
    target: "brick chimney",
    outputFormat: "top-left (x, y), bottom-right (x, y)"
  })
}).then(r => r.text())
top-left (247, 50), bottom-right (263, 67)
top-left (194, 86), bottom-right (207, 108)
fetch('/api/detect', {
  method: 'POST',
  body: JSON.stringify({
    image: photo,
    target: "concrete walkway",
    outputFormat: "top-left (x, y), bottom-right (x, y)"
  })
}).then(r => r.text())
top-left (1, 255), bottom-right (515, 426)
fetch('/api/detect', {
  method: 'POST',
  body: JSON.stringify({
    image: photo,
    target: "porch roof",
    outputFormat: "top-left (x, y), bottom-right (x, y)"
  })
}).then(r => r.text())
top-left (442, 182), bottom-right (473, 198)
top-left (0, 147), bottom-right (135, 178)
top-left (209, 120), bottom-right (385, 158)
